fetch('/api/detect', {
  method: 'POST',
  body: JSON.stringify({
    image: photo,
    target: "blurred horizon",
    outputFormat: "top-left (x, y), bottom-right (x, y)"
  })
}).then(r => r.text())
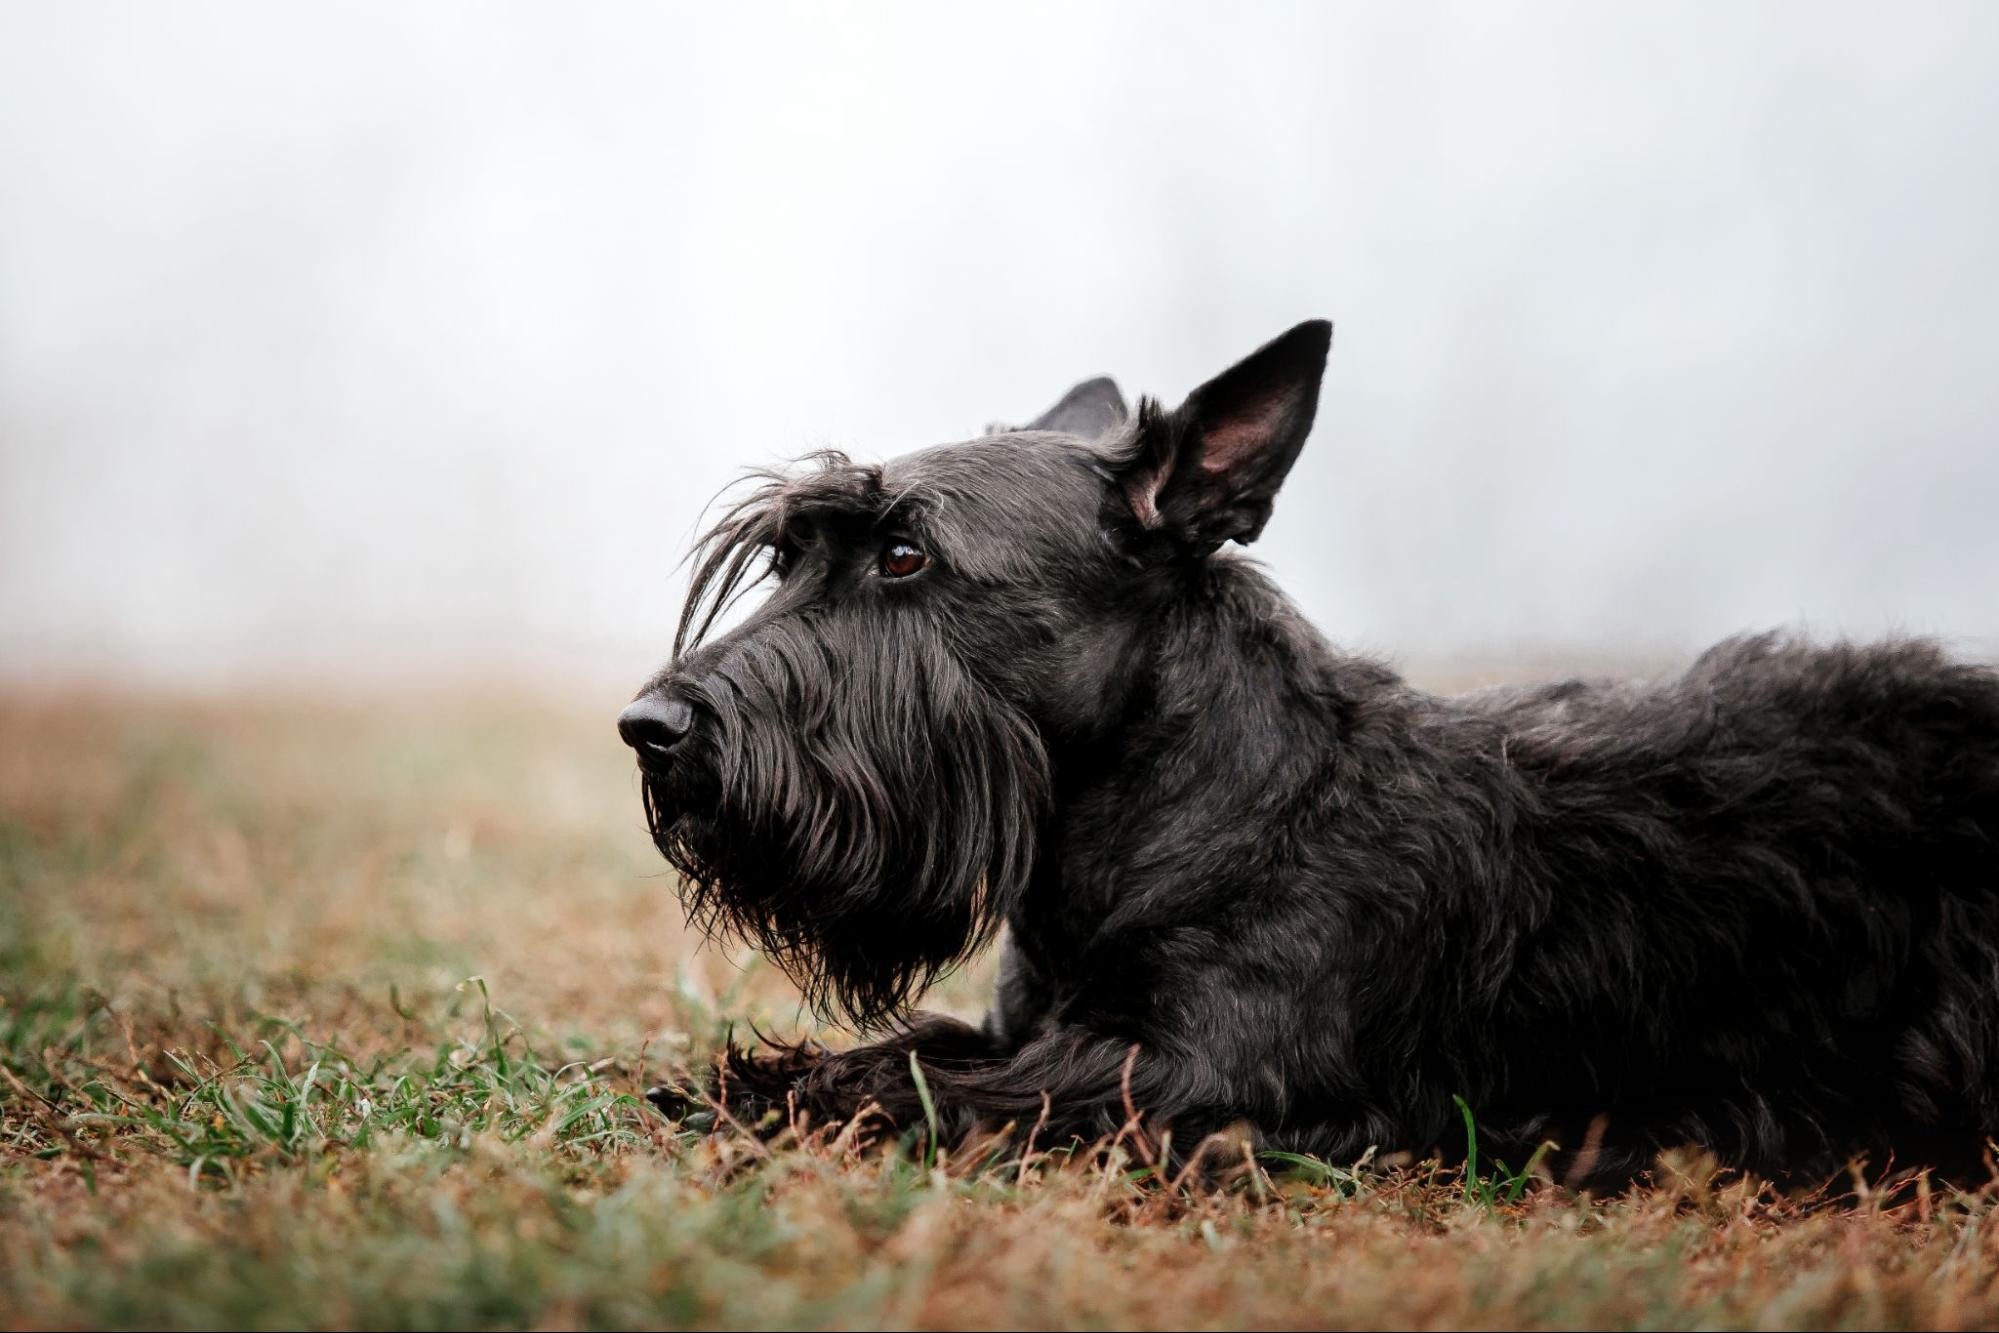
top-left (4, 2), bottom-right (1998, 692)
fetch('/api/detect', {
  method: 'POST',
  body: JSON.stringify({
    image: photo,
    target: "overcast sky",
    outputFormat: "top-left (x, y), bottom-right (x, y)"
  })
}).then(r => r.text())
top-left (3, 2), bottom-right (1996, 689)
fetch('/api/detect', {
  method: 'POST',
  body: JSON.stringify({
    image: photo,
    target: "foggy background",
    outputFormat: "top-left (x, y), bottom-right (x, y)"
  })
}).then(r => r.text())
top-left (3, 2), bottom-right (1996, 691)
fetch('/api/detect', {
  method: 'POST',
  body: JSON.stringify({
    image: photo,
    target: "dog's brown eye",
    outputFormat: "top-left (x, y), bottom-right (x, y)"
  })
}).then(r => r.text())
top-left (880, 541), bottom-right (928, 578)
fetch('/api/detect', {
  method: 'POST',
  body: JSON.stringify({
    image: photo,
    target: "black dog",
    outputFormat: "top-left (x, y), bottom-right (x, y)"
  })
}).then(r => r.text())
top-left (621, 321), bottom-right (1999, 1184)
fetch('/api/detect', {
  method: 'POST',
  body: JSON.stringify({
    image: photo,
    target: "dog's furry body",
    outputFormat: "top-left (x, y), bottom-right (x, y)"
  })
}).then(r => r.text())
top-left (623, 322), bottom-right (1999, 1183)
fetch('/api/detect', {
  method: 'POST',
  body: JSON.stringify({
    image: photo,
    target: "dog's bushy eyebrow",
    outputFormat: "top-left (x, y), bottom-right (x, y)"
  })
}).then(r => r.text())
top-left (676, 451), bottom-right (898, 657)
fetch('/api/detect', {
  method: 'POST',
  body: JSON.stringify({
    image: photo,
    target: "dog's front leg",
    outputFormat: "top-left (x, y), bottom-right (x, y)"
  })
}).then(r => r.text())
top-left (704, 1012), bottom-right (996, 1136)
top-left (721, 1022), bottom-right (1177, 1157)
top-left (647, 1014), bottom-right (1007, 1135)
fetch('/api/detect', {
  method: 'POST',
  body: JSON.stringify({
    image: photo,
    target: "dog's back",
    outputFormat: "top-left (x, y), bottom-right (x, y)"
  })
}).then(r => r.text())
top-left (1441, 634), bottom-right (1999, 1176)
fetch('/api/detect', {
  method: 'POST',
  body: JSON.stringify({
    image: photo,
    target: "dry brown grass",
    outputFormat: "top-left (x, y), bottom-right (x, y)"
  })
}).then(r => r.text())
top-left (6, 689), bottom-right (1999, 1330)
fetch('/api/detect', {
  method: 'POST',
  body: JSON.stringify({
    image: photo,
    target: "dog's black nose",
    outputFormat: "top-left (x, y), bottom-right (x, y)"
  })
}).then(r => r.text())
top-left (618, 695), bottom-right (695, 759)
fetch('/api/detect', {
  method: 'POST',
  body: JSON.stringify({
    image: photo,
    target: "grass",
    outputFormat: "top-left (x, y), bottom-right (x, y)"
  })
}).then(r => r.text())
top-left (6, 689), bottom-right (1999, 1330)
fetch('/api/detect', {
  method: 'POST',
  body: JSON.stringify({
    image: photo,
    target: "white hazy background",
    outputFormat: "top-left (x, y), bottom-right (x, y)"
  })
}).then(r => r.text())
top-left (3, 2), bottom-right (1997, 690)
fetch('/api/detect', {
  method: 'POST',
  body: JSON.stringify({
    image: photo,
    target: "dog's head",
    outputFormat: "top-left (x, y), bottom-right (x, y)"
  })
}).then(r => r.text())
top-left (623, 320), bottom-right (1332, 1027)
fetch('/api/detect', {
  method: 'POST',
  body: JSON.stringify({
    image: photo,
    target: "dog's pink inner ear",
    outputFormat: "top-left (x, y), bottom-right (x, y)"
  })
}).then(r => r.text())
top-left (1198, 389), bottom-right (1288, 480)
top-left (1124, 321), bottom-right (1331, 546)
top-left (1123, 389), bottom-right (1287, 529)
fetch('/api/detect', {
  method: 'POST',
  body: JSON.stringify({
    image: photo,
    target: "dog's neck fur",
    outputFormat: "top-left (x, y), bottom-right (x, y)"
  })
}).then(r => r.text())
top-left (1016, 553), bottom-right (1398, 978)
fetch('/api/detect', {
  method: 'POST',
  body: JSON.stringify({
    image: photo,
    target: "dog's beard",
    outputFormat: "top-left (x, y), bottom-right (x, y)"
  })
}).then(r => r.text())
top-left (643, 624), bottom-right (1048, 1031)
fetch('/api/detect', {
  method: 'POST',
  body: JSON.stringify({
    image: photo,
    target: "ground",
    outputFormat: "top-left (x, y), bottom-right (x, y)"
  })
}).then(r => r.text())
top-left (4, 689), bottom-right (1998, 1331)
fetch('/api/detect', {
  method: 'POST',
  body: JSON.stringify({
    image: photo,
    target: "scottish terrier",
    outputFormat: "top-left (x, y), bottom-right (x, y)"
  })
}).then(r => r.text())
top-left (621, 321), bottom-right (1999, 1185)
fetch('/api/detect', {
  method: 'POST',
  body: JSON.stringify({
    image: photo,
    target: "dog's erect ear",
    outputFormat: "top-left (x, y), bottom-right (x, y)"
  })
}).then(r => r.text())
top-left (986, 376), bottom-right (1130, 439)
top-left (1120, 320), bottom-right (1332, 552)
top-left (1027, 376), bottom-right (1129, 436)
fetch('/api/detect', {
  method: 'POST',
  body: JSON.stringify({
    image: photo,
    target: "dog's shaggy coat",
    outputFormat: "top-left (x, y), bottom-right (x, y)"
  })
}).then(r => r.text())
top-left (623, 321), bottom-right (1999, 1183)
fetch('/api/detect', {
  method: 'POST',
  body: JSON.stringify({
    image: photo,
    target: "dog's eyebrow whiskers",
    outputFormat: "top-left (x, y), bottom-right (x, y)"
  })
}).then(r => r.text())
top-left (676, 451), bottom-right (903, 657)
top-left (880, 474), bottom-right (929, 525)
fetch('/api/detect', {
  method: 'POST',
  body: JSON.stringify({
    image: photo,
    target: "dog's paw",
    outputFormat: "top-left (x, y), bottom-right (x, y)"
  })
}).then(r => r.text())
top-left (712, 1038), bottom-right (838, 1135)
top-left (727, 1037), bottom-right (830, 1076)
top-left (643, 1082), bottom-right (715, 1131)
top-left (638, 1053), bottom-right (807, 1136)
